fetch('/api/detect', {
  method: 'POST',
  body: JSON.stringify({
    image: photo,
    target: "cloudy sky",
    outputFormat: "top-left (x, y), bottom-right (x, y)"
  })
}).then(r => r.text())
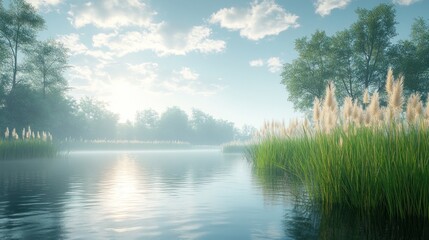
top-left (20, 0), bottom-right (428, 127)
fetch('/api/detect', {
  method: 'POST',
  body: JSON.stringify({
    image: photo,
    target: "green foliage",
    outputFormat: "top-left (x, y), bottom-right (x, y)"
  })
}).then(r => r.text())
top-left (76, 97), bottom-right (118, 140)
top-left (282, 4), bottom-right (399, 111)
top-left (282, 31), bottom-right (331, 110)
top-left (250, 125), bottom-right (429, 219)
top-left (24, 39), bottom-right (69, 97)
top-left (0, 0), bottom-right (44, 88)
top-left (0, 139), bottom-right (56, 160)
top-left (133, 107), bottom-right (236, 144)
top-left (390, 18), bottom-right (429, 100)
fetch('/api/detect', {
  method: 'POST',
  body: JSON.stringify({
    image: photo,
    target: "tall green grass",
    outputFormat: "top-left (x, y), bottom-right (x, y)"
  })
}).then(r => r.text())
top-left (0, 127), bottom-right (56, 160)
top-left (250, 68), bottom-right (429, 219)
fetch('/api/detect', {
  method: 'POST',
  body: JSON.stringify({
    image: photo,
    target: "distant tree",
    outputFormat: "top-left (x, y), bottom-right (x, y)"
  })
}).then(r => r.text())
top-left (135, 109), bottom-right (159, 140)
top-left (77, 97), bottom-right (118, 139)
top-left (235, 124), bottom-right (257, 141)
top-left (390, 18), bottom-right (429, 98)
top-left (281, 31), bottom-right (332, 111)
top-left (329, 30), bottom-right (360, 100)
top-left (190, 109), bottom-right (235, 144)
top-left (352, 3), bottom-right (396, 91)
top-left (24, 40), bottom-right (69, 97)
top-left (4, 84), bottom-right (45, 129)
top-left (157, 107), bottom-right (190, 141)
top-left (281, 4), bottom-right (397, 111)
top-left (0, 0), bottom-right (44, 90)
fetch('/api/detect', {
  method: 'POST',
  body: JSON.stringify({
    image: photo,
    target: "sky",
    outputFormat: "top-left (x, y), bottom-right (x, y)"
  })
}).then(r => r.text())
top-left (15, 0), bottom-right (429, 128)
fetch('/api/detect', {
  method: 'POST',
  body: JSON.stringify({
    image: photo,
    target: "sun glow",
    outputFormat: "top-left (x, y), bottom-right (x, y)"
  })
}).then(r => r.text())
top-left (100, 156), bottom-right (143, 220)
top-left (106, 82), bottom-right (145, 123)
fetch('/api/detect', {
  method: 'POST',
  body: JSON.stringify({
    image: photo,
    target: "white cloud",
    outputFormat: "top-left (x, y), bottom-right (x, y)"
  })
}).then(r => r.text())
top-left (209, 0), bottom-right (299, 41)
top-left (249, 59), bottom-right (264, 67)
top-left (92, 25), bottom-right (225, 56)
top-left (127, 62), bottom-right (159, 84)
top-left (57, 34), bottom-right (88, 54)
top-left (393, 0), bottom-right (421, 5)
top-left (163, 68), bottom-right (223, 96)
top-left (249, 57), bottom-right (282, 72)
top-left (177, 67), bottom-right (199, 81)
top-left (68, 0), bottom-right (155, 29)
top-left (315, 0), bottom-right (351, 16)
top-left (27, 0), bottom-right (62, 9)
top-left (267, 57), bottom-right (282, 73)
top-left (57, 33), bottom-right (114, 60)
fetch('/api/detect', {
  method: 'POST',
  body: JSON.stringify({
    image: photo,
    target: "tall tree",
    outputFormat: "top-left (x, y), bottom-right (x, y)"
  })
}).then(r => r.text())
top-left (0, 0), bottom-right (44, 90)
top-left (25, 40), bottom-right (69, 97)
top-left (281, 4), bottom-right (397, 111)
top-left (135, 109), bottom-right (159, 140)
top-left (329, 30), bottom-right (360, 100)
top-left (157, 107), bottom-right (190, 141)
top-left (352, 3), bottom-right (396, 91)
top-left (281, 31), bottom-right (332, 111)
top-left (390, 18), bottom-right (429, 98)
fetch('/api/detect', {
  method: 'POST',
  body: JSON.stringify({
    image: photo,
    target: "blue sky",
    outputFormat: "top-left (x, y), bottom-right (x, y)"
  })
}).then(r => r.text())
top-left (19, 0), bottom-right (429, 127)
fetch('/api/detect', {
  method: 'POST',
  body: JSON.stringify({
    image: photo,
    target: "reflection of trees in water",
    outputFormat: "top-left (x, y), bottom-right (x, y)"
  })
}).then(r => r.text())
top-left (254, 167), bottom-right (429, 240)
top-left (0, 159), bottom-right (70, 239)
top-left (285, 203), bottom-right (429, 240)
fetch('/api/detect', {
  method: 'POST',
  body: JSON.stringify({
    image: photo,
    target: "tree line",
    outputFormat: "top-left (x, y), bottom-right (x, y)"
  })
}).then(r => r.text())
top-left (0, 0), bottom-right (253, 144)
top-left (281, 3), bottom-right (429, 112)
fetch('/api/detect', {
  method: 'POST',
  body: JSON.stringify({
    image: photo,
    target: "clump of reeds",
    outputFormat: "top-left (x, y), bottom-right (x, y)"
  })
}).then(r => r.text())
top-left (250, 68), bottom-right (429, 219)
top-left (0, 126), bottom-right (56, 160)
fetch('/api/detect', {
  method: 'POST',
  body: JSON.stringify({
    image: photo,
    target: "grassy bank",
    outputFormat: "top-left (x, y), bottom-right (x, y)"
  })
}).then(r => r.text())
top-left (0, 127), bottom-right (56, 160)
top-left (249, 69), bottom-right (429, 219)
top-left (60, 139), bottom-right (192, 151)
top-left (222, 141), bottom-right (254, 153)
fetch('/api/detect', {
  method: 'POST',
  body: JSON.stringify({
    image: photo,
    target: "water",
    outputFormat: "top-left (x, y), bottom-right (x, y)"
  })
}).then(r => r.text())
top-left (1, 149), bottom-right (428, 239)
top-left (0, 150), bottom-right (292, 239)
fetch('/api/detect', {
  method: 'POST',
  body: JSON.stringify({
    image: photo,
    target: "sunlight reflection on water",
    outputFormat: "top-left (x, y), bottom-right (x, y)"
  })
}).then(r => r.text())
top-left (0, 150), bottom-right (289, 239)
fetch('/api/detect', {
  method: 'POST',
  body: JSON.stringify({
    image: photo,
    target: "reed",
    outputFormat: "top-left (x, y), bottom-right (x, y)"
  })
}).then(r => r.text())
top-left (250, 68), bottom-right (429, 219)
top-left (0, 127), bottom-right (56, 160)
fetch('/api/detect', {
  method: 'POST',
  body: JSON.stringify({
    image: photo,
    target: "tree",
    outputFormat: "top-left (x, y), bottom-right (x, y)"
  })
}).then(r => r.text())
top-left (352, 4), bottom-right (396, 91)
top-left (281, 31), bottom-right (332, 111)
top-left (281, 4), bottom-right (397, 111)
top-left (77, 97), bottom-right (118, 139)
top-left (25, 40), bottom-right (69, 97)
top-left (329, 30), bottom-right (360, 100)
top-left (0, 0), bottom-right (44, 90)
top-left (135, 109), bottom-right (159, 140)
top-left (190, 109), bottom-right (235, 144)
top-left (157, 107), bottom-right (190, 141)
top-left (390, 18), bottom-right (429, 98)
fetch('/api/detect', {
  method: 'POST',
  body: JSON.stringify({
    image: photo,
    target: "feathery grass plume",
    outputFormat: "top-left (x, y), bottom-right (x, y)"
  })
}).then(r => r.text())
top-left (250, 69), bottom-right (429, 219)
top-left (389, 74), bottom-right (404, 118)
top-left (413, 94), bottom-right (423, 119)
top-left (368, 92), bottom-right (380, 124)
top-left (313, 97), bottom-right (321, 124)
top-left (4, 127), bottom-right (9, 139)
top-left (321, 82), bottom-right (338, 133)
top-left (363, 88), bottom-right (370, 104)
top-left (406, 97), bottom-right (416, 124)
top-left (363, 111), bottom-right (371, 126)
top-left (352, 101), bottom-right (364, 126)
top-left (323, 81), bottom-right (337, 112)
top-left (425, 95), bottom-right (429, 121)
top-left (386, 67), bottom-right (394, 96)
top-left (342, 96), bottom-right (353, 122)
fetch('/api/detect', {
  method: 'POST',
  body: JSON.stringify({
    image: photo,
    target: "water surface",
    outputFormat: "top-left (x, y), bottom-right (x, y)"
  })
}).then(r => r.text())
top-left (1, 149), bottom-right (428, 239)
top-left (0, 150), bottom-right (293, 239)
